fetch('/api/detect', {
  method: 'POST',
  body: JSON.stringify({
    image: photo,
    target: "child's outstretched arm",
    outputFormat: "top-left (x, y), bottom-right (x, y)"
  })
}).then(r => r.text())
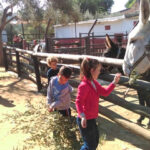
top-left (97, 73), bottom-right (121, 97)
top-left (112, 73), bottom-right (121, 85)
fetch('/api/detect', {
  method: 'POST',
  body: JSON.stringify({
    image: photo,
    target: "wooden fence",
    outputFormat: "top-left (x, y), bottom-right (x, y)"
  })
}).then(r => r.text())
top-left (2, 46), bottom-right (150, 141)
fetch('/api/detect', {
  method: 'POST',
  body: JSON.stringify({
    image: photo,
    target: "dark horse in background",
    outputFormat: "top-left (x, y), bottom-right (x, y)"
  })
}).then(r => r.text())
top-left (103, 34), bottom-right (125, 74)
top-left (103, 34), bottom-right (150, 127)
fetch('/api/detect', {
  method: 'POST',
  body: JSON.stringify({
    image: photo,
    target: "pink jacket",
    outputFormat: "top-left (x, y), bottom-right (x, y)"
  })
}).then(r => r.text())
top-left (75, 77), bottom-right (115, 120)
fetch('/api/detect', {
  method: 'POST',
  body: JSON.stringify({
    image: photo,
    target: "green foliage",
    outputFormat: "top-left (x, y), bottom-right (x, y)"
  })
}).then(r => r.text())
top-left (125, 0), bottom-right (136, 9)
top-left (49, 0), bottom-right (81, 23)
top-left (17, 0), bottom-right (44, 22)
top-left (78, 0), bottom-right (114, 15)
top-left (4, 100), bottom-right (82, 150)
top-left (5, 24), bottom-right (17, 43)
top-left (128, 70), bottom-right (140, 85)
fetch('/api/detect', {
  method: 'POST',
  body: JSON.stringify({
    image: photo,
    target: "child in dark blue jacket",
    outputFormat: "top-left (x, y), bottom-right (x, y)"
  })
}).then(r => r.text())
top-left (47, 56), bottom-right (59, 84)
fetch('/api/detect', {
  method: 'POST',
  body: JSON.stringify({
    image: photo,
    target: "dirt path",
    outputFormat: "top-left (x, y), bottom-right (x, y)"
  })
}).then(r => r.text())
top-left (0, 67), bottom-right (150, 150)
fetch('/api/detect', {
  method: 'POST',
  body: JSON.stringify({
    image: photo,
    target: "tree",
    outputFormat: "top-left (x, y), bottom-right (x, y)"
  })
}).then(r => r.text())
top-left (0, 2), bottom-right (18, 66)
top-left (78, 0), bottom-right (114, 15)
top-left (0, 0), bottom-right (45, 66)
top-left (47, 0), bottom-right (81, 23)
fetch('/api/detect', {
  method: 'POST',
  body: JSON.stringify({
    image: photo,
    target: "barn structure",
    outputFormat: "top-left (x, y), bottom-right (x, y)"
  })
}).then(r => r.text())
top-left (54, 0), bottom-right (140, 44)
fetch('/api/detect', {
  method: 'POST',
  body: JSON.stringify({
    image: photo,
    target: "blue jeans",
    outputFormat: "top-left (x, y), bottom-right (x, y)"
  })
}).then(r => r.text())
top-left (58, 108), bottom-right (71, 116)
top-left (77, 117), bottom-right (99, 150)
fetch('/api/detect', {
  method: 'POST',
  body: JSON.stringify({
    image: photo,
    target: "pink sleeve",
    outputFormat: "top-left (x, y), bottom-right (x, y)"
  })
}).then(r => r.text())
top-left (96, 82), bottom-right (115, 97)
top-left (75, 83), bottom-right (89, 115)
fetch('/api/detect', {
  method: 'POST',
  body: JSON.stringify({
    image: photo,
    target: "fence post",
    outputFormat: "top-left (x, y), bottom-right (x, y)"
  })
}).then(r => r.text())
top-left (85, 36), bottom-right (90, 55)
top-left (32, 55), bottom-right (42, 92)
top-left (2, 47), bottom-right (8, 71)
top-left (16, 51), bottom-right (21, 77)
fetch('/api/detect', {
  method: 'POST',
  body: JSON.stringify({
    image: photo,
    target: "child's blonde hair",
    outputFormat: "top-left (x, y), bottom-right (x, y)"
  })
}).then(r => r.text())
top-left (47, 56), bottom-right (58, 67)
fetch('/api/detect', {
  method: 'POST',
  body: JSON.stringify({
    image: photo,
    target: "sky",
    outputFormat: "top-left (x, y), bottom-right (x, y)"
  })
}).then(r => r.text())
top-left (111, 0), bottom-right (129, 13)
top-left (0, 0), bottom-right (129, 14)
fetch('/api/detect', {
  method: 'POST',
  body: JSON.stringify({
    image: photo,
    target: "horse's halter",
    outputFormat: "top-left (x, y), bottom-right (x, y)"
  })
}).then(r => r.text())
top-left (129, 44), bottom-right (150, 75)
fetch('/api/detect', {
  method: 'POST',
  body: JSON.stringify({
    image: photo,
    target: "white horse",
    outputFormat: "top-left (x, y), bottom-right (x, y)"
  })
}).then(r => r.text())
top-left (122, 0), bottom-right (150, 126)
top-left (33, 42), bottom-right (46, 53)
top-left (122, 0), bottom-right (150, 76)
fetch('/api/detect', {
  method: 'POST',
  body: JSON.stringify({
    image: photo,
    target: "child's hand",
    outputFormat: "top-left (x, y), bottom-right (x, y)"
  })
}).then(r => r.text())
top-left (113, 73), bottom-right (121, 84)
top-left (81, 117), bottom-right (87, 128)
top-left (48, 106), bottom-right (54, 112)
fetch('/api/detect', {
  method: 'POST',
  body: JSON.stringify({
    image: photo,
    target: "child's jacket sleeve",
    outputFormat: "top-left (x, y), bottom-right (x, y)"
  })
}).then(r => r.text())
top-left (47, 78), bottom-right (54, 105)
top-left (96, 81), bottom-right (115, 97)
top-left (75, 83), bottom-right (89, 115)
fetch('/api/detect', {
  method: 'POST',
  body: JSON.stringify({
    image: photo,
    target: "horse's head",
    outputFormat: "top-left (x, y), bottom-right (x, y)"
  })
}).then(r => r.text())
top-left (103, 34), bottom-right (125, 74)
top-left (123, 0), bottom-right (150, 76)
top-left (33, 42), bottom-right (46, 53)
top-left (103, 34), bottom-right (119, 58)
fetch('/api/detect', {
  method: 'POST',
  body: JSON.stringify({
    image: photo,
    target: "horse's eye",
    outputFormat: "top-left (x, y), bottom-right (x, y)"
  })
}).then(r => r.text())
top-left (130, 40), bottom-right (136, 44)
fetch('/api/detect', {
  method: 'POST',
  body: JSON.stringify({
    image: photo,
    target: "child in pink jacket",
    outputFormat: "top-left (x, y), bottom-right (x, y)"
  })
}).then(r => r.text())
top-left (76, 58), bottom-right (121, 150)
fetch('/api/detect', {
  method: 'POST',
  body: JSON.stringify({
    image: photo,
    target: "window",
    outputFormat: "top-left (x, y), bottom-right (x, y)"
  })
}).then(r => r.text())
top-left (105, 25), bottom-right (111, 30)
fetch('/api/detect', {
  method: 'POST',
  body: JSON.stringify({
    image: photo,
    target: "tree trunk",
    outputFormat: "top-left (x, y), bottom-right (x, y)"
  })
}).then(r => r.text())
top-left (0, 30), bottom-right (4, 66)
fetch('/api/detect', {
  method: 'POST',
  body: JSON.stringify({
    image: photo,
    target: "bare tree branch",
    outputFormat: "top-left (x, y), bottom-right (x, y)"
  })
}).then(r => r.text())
top-left (5, 16), bottom-right (18, 25)
top-left (0, 3), bottom-right (17, 28)
top-left (4, 3), bottom-right (16, 13)
top-left (6, 12), bottom-right (13, 18)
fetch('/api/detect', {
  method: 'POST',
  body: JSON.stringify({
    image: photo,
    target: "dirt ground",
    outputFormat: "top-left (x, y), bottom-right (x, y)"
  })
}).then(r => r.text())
top-left (0, 67), bottom-right (150, 150)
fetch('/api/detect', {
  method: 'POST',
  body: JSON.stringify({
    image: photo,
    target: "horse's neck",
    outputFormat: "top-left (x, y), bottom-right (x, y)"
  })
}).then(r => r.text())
top-left (110, 46), bottom-right (118, 58)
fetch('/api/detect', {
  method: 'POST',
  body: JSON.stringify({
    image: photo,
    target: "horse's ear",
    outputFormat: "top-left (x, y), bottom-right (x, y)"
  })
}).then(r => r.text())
top-left (105, 34), bottom-right (111, 48)
top-left (105, 42), bottom-right (109, 49)
top-left (139, 0), bottom-right (150, 24)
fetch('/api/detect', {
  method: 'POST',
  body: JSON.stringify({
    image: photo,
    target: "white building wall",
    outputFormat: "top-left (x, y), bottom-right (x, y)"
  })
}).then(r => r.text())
top-left (93, 21), bottom-right (123, 35)
top-left (54, 17), bottom-right (138, 38)
top-left (76, 23), bottom-right (91, 37)
top-left (122, 19), bottom-right (138, 34)
top-left (55, 26), bottom-right (74, 38)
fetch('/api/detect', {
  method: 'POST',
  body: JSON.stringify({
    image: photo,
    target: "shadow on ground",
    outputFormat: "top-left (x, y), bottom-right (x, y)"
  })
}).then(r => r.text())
top-left (0, 96), bottom-right (15, 107)
top-left (97, 116), bottom-right (150, 150)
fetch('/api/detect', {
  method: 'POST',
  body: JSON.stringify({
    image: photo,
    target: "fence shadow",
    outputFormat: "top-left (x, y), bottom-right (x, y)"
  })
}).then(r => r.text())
top-left (0, 96), bottom-right (15, 107)
top-left (97, 116), bottom-right (150, 150)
